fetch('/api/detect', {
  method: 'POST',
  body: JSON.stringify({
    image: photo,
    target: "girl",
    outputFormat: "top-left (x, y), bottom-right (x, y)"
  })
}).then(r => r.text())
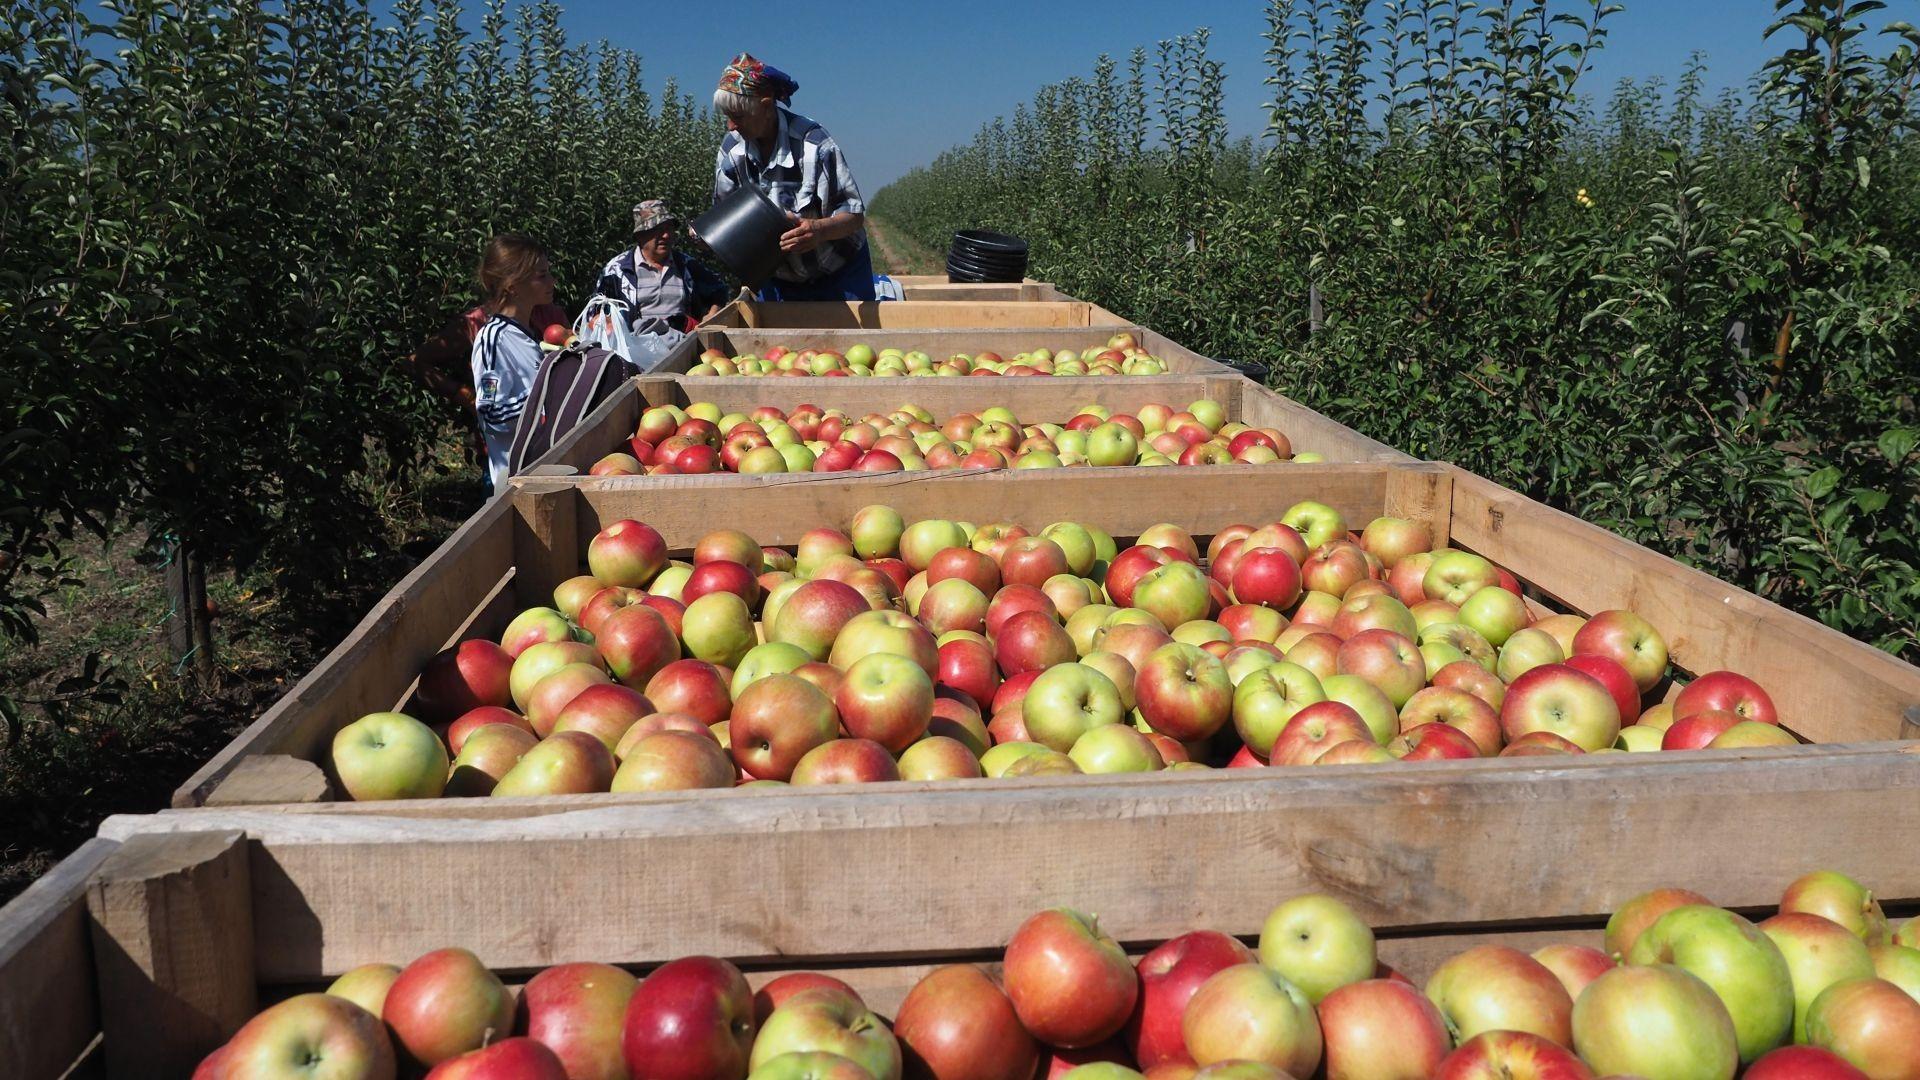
top-left (469, 234), bottom-right (556, 490)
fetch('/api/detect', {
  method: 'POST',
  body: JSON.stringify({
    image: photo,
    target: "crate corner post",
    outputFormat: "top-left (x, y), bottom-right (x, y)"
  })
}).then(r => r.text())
top-left (85, 830), bottom-right (255, 1078)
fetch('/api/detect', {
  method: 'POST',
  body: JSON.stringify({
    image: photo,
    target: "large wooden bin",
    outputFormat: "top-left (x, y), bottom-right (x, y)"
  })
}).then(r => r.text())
top-left (702, 298), bottom-right (1126, 331)
top-left (169, 463), bottom-right (1920, 812)
top-left (523, 373), bottom-right (1409, 476)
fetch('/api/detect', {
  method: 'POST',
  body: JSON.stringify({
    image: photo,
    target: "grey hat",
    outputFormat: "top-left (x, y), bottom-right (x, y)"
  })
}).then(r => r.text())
top-left (632, 199), bottom-right (678, 235)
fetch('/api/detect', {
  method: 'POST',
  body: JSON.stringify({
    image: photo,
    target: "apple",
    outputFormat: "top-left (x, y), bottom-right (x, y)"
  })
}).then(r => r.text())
top-left (1023, 662), bottom-right (1126, 753)
top-left (1529, 945), bottom-right (1612, 1004)
top-left (589, 520), bottom-right (668, 587)
top-left (796, 528), bottom-right (857, 576)
top-left (1299, 543), bottom-right (1371, 599)
top-left (1095, 622), bottom-right (1177, 673)
top-left (1258, 893), bottom-right (1375, 1003)
top-left (596, 604), bottom-right (680, 689)
top-left (327, 963), bottom-right (402, 1017)
top-left (1231, 548), bottom-right (1303, 611)
top-left (1133, 643), bottom-right (1232, 740)
top-left (1760, 912), bottom-right (1877, 1042)
top-left (1570, 610), bottom-right (1669, 692)
top-left (1499, 664), bottom-right (1622, 751)
top-left (1606, 887), bottom-right (1713, 958)
top-left (1268, 701), bottom-right (1374, 767)
top-left (491, 730), bottom-right (615, 796)
top-left (695, 528), bottom-right (765, 569)
top-left (1495, 627), bottom-right (1564, 683)
top-left (1433, 1031), bottom-right (1594, 1080)
top-left (995, 609), bottom-right (1077, 676)
top-left (1708, 720), bottom-right (1798, 748)
top-left (1805, 977), bottom-right (1920, 1078)
top-left (1871, 943), bottom-right (1920, 1001)
top-left (850, 505), bottom-right (906, 559)
top-left (415, 640), bottom-right (516, 723)
top-left (1571, 964), bottom-right (1738, 1079)
top-left (1424, 945), bottom-right (1573, 1046)
top-left (1780, 871), bottom-right (1889, 944)
top-left (1744, 1046), bottom-right (1870, 1079)
top-left (423, 1037), bottom-right (573, 1078)
top-left (1359, 517), bottom-right (1431, 568)
top-left (1069, 723), bottom-right (1164, 773)
top-left (828, 610), bottom-right (938, 678)
top-left (1422, 551), bottom-right (1498, 606)
top-left (1674, 670), bottom-right (1778, 725)
top-left (1131, 561), bottom-right (1212, 629)
top-left (1319, 978), bottom-right (1451, 1080)
top-left (835, 652), bottom-right (933, 752)
top-left (937, 638), bottom-right (1000, 713)
top-left (1180, 964), bottom-right (1320, 1076)
top-left (1455, 585), bottom-right (1529, 647)
top-left (1126, 932), bottom-right (1256, 1070)
top-left (520, 962), bottom-right (637, 1080)
top-left (1334, 629), bottom-right (1425, 707)
top-left (771, 580), bottom-right (869, 662)
top-left (1331, 593), bottom-right (1417, 642)
top-left (1387, 721), bottom-right (1481, 760)
top-left (1499, 731), bottom-right (1583, 757)
top-left (548, 682), bottom-right (652, 750)
top-left (897, 736), bottom-right (984, 781)
top-left (1001, 537), bottom-right (1075, 589)
top-left (623, 956), bottom-right (755, 1080)
top-left (1560, 653), bottom-right (1641, 724)
top-left (790, 738), bottom-right (902, 785)
top-left (1661, 709), bottom-right (1743, 750)
top-left (730, 674), bottom-right (840, 782)
top-left (611, 730), bottom-right (736, 791)
top-left (1003, 908), bottom-right (1140, 1049)
top-left (1628, 905), bottom-right (1794, 1062)
top-left (384, 947), bottom-right (515, 1066)
top-left (641, 659), bottom-right (731, 728)
top-left (218, 993), bottom-right (396, 1078)
top-left (446, 706), bottom-right (532, 754)
top-left (1280, 501), bottom-right (1345, 549)
top-left (1399, 686), bottom-right (1502, 756)
top-left (331, 712), bottom-right (449, 801)
top-left (1230, 662), bottom-right (1325, 756)
top-left (445, 722), bottom-right (539, 796)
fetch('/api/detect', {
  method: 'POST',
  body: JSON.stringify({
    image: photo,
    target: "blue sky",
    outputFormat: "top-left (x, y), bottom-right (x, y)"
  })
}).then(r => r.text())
top-left (528, 1), bottom-right (1785, 190)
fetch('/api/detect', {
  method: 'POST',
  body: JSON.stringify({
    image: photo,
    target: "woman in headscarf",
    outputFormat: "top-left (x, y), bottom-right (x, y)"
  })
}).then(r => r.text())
top-left (712, 53), bottom-right (875, 301)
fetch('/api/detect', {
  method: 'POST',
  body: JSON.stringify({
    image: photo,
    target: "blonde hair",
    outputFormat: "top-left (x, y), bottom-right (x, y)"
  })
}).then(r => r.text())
top-left (713, 87), bottom-right (775, 119)
top-left (475, 233), bottom-right (549, 308)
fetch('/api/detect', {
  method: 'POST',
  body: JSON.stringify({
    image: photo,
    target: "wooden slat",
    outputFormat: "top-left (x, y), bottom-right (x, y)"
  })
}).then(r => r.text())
top-left (687, 326), bottom-right (1231, 375)
top-left (1238, 386), bottom-right (1412, 464)
top-left (172, 497), bottom-right (520, 807)
top-left (100, 743), bottom-right (1920, 982)
top-left (565, 465), bottom-right (1411, 552)
top-left (86, 832), bottom-right (253, 1077)
top-left (1385, 467), bottom-right (1453, 550)
top-left (203, 756), bottom-right (330, 808)
top-left (728, 300), bottom-right (1122, 330)
top-left (1447, 467), bottom-right (1920, 743)
top-left (512, 483), bottom-right (582, 610)
top-left (0, 839), bottom-right (117, 1080)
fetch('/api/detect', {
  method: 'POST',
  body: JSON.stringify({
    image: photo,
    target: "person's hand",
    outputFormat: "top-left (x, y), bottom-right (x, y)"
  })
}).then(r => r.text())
top-left (779, 213), bottom-right (825, 254)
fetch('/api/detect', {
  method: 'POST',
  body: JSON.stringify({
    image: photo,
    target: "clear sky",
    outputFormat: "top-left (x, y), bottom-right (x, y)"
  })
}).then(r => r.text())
top-left (527, 1), bottom-right (1786, 190)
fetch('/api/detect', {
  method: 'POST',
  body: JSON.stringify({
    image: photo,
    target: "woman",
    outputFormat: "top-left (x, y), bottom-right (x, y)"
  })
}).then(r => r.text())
top-left (712, 53), bottom-right (875, 301)
top-left (469, 234), bottom-right (556, 491)
top-left (591, 199), bottom-right (730, 331)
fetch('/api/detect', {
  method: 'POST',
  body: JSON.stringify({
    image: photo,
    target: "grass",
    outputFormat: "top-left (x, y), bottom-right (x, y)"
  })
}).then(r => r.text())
top-left (0, 431), bottom-right (487, 904)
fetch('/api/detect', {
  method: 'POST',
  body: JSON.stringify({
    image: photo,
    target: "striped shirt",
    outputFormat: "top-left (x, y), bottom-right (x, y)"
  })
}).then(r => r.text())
top-left (714, 107), bottom-right (867, 284)
top-left (470, 314), bottom-right (541, 490)
top-left (592, 248), bottom-right (729, 330)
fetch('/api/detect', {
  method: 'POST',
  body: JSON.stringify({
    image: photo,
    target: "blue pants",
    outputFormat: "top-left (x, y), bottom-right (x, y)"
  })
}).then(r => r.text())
top-left (757, 241), bottom-right (877, 301)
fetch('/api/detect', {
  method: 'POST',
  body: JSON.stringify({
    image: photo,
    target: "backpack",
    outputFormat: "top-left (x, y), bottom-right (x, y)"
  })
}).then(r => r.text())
top-left (506, 343), bottom-right (637, 475)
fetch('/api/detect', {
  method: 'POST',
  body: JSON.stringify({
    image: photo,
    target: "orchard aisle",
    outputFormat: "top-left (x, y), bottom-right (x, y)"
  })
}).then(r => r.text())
top-left (868, 215), bottom-right (944, 277)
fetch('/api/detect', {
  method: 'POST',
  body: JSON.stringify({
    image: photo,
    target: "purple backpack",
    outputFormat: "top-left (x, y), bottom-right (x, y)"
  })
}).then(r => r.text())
top-left (507, 344), bottom-right (636, 475)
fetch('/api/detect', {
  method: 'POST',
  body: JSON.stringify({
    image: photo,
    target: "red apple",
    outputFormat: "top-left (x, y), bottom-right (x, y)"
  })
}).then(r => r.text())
top-left (1126, 932), bottom-right (1256, 1070)
top-left (995, 609), bottom-right (1077, 676)
top-left (384, 948), bottom-right (516, 1067)
top-left (790, 738), bottom-right (902, 785)
top-left (1134, 643), bottom-right (1233, 741)
top-left (1319, 978), bottom-right (1451, 1080)
top-left (1569, 609), bottom-right (1668, 692)
top-left (218, 993), bottom-right (396, 1079)
top-left (595, 604), bottom-right (681, 689)
top-left (1231, 548), bottom-right (1303, 610)
top-left (589, 520), bottom-right (668, 588)
top-left (1433, 1030), bottom-right (1594, 1080)
top-left (1424, 945), bottom-right (1574, 1047)
top-left (519, 962), bottom-right (637, 1080)
top-left (1003, 908), bottom-right (1140, 1049)
top-left (446, 706), bottom-right (532, 754)
top-left (772, 580), bottom-right (870, 662)
top-left (1499, 663), bottom-right (1622, 751)
top-left (644, 659), bottom-right (732, 728)
top-left (415, 639), bottom-right (515, 723)
top-left (1269, 701), bottom-right (1374, 767)
top-left (1661, 708), bottom-right (1743, 750)
top-left (1744, 1045), bottom-right (1870, 1079)
top-left (622, 957), bottom-right (755, 1080)
top-left (729, 674), bottom-right (840, 781)
top-left (1531, 944), bottom-right (1614, 1004)
top-left (1673, 670), bottom-right (1778, 725)
top-left (754, 973), bottom-right (862, 1026)
top-left (894, 964), bottom-right (1040, 1080)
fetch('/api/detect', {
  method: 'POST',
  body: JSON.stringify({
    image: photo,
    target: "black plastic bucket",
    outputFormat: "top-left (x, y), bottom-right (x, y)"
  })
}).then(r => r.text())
top-left (691, 186), bottom-right (790, 288)
top-left (947, 229), bottom-right (1029, 283)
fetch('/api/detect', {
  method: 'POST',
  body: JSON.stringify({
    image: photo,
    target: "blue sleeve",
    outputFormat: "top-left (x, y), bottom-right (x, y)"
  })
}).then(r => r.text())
top-left (713, 145), bottom-right (737, 206)
top-left (818, 138), bottom-right (865, 217)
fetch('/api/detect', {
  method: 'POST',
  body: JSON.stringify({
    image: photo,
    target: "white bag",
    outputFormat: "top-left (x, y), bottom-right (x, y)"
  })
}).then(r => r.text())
top-left (573, 295), bottom-right (643, 365)
top-left (626, 325), bottom-right (689, 373)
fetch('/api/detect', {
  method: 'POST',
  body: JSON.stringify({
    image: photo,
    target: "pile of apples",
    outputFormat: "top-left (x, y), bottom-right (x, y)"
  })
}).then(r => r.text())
top-left (329, 501), bottom-right (1794, 801)
top-left (683, 333), bottom-right (1171, 377)
top-left (192, 870), bottom-right (1920, 1079)
top-left (589, 398), bottom-right (1308, 478)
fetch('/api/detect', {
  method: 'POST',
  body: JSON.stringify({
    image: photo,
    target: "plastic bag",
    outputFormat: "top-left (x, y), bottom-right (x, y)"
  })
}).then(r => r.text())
top-left (627, 323), bottom-right (688, 373)
top-left (573, 295), bottom-right (643, 365)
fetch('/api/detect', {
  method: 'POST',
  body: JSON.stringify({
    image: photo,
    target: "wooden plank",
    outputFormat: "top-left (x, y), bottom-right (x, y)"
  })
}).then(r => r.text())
top-left (1238, 386), bottom-right (1412, 464)
top-left (86, 832), bottom-right (253, 1078)
top-left (564, 465), bottom-right (1410, 552)
top-left (511, 483), bottom-right (581, 609)
top-left (1447, 467), bottom-right (1920, 743)
top-left (203, 756), bottom-right (330, 808)
top-left (0, 839), bottom-right (117, 1080)
top-left (1385, 468), bottom-right (1453, 550)
top-left (692, 327), bottom-right (1233, 375)
top-left (99, 743), bottom-right (1920, 981)
top-left (893, 283), bottom-right (1063, 302)
top-left (728, 300), bottom-right (1122, 330)
top-left (171, 497), bottom-right (520, 807)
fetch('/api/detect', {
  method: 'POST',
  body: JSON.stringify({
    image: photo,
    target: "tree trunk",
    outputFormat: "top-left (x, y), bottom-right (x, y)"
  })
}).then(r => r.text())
top-left (165, 539), bottom-right (219, 689)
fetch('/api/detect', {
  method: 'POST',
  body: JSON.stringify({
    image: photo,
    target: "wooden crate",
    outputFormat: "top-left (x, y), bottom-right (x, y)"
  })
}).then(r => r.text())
top-left (703, 298), bottom-right (1126, 330)
top-left (523, 373), bottom-right (1408, 476)
top-left (677, 323), bottom-right (1228, 376)
top-left (7, 738), bottom-right (1919, 1076)
top-left (169, 463), bottom-right (1920, 811)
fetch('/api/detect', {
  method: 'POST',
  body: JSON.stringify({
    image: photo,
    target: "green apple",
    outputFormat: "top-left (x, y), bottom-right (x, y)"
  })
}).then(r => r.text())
top-left (330, 712), bottom-right (448, 800)
top-left (850, 505), bottom-right (904, 559)
top-left (1320, 674), bottom-right (1398, 745)
top-left (1572, 965), bottom-right (1739, 1080)
top-left (1628, 905), bottom-right (1792, 1062)
top-left (980, 741), bottom-right (1049, 777)
top-left (1023, 663), bottom-right (1125, 753)
top-left (1280, 500), bottom-right (1346, 550)
top-left (1496, 627), bottom-right (1564, 683)
top-left (1042, 522), bottom-right (1100, 575)
top-left (1762, 912), bottom-right (1877, 1041)
top-left (1231, 662), bottom-right (1325, 756)
top-left (1085, 422), bottom-right (1140, 467)
top-left (682, 592), bottom-right (756, 668)
top-left (1068, 723), bottom-right (1164, 773)
top-left (732, 641), bottom-right (813, 698)
top-left (1615, 724), bottom-right (1666, 752)
top-left (1258, 894), bottom-right (1376, 1003)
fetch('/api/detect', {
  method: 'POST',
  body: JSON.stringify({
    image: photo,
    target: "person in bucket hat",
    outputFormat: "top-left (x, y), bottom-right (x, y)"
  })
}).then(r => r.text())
top-left (589, 198), bottom-right (730, 332)
top-left (712, 53), bottom-right (874, 301)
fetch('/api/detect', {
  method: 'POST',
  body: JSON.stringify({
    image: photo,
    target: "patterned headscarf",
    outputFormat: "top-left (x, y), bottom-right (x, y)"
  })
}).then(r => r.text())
top-left (718, 53), bottom-right (798, 104)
